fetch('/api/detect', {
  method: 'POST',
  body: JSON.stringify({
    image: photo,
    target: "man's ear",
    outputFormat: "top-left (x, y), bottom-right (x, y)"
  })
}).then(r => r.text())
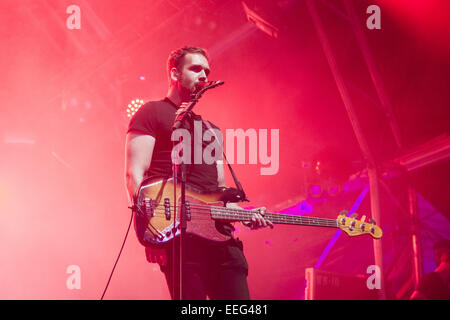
top-left (170, 67), bottom-right (180, 82)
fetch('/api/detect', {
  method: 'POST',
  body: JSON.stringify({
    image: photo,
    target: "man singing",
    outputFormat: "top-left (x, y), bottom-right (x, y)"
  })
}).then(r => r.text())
top-left (125, 46), bottom-right (272, 300)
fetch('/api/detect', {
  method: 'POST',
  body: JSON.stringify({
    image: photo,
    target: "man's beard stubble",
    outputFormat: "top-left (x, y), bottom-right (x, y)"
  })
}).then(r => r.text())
top-left (177, 76), bottom-right (197, 102)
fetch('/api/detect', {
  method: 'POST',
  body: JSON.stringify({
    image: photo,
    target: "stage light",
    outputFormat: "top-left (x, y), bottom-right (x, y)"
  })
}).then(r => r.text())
top-left (308, 184), bottom-right (323, 198)
top-left (242, 1), bottom-right (279, 38)
top-left (327, 185), bottom-right (340, 197)
top-left (299, 200), bottom-right (314, 214)
top-left (126, 99), bottom-right (145, 118)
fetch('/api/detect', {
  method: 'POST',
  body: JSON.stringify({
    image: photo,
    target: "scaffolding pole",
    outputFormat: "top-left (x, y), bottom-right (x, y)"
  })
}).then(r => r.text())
top-left (342, 0), bottom-right (403, 148)
top-left (305, 0), bottom-right (386, 299)
top-left (408, 185), bottom-right (423, 289)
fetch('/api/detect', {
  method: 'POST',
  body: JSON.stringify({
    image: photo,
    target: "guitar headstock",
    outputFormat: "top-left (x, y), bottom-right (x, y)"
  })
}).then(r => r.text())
top-left (337, 211), bottom-right (382, 239)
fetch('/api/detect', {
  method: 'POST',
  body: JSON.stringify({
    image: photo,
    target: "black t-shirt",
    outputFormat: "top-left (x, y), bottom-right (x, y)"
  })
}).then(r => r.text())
top-left (127, 97), bottom-right (220, 192)
top-left (417, 271), bottom-right (450, 300)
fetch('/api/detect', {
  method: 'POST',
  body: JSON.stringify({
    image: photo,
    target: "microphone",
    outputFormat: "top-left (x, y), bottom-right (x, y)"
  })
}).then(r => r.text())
top-left (174, 80), bottom-right (225, 131)
top-left (195, 80), bottom-right (224, 91)
top-left (211, 80), bottom-right (225, 87)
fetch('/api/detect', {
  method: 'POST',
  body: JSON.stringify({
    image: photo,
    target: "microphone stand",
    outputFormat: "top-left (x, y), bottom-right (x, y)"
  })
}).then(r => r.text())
top-left (170, 80), bottom-right (224, 300)
top-left (170, 138), bottom-right (186, 301)
top-left (171, 117), bottom-right (187, 301)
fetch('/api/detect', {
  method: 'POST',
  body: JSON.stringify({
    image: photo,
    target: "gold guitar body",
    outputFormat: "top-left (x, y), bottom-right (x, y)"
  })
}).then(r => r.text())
top-left (134, 176), bottom-right (242, 247)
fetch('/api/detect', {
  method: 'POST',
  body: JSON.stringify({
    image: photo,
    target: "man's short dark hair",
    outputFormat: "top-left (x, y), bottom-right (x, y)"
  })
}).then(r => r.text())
top-left (167, 46), bottom-right (209, 77)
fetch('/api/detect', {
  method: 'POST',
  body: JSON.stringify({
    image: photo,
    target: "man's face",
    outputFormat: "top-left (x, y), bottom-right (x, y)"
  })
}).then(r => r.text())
top-left (176, 53), bottom-right (210, 95)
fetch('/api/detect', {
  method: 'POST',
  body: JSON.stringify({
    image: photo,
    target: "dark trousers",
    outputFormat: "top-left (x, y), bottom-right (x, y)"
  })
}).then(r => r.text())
top-left (159, 234), bottom-right (250, 300)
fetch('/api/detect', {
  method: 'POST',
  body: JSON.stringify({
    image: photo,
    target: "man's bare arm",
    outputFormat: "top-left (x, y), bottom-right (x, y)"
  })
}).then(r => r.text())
top-left (125, 132), bottom-right (168, 265)
top-left (124, 132), bottom-right (156, 206)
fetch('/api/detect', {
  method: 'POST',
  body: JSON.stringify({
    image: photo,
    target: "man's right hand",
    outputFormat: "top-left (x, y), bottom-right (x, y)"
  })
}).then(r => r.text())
top-left (145, 247), bottom-right (168, 266)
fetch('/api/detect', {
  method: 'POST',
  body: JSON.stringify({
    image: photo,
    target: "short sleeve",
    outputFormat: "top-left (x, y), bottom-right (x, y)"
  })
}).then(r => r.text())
top-left (127, 103), bottom-right (158, 137)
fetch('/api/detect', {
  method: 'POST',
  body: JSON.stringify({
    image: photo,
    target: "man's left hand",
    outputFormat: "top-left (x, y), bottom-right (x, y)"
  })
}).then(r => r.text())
top-left (226, 203), bottom-right (274, 230)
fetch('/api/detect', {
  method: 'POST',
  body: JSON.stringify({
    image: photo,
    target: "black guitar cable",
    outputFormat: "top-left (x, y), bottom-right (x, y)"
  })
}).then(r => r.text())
top-left (100, 208), bottom-right (134, 300)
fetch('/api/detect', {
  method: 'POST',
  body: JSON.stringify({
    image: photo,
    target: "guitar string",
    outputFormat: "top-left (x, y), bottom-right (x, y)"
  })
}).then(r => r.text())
top-left (171, 203), bottom-right (368, 225)
top-left (139, 203), bottom-right (370, 228)
top-left (139, 211), bottom-right (376, 236)
top-left (137, 207), bottom-right (376, 231)
top-left (139, 203), bottom-right (339, 227)
top-left (142, 211), bottom-right (373, 235)
top-left (136, 198), bottom-right (376, 230)
top-left (140, 202), bottom-right (341, 222)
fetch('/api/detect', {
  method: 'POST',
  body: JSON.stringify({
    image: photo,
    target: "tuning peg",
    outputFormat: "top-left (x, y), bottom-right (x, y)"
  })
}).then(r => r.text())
top-left (350, 213), bottom-right (358, 219)
top-left (369, 218), bottom-right (376, 225)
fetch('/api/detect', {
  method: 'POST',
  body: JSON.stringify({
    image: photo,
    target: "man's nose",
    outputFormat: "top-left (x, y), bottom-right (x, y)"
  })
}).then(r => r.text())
top-left (198, 70), bottom-right (207, 82)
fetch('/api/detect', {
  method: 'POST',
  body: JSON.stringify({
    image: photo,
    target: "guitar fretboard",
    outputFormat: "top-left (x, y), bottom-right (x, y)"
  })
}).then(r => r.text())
top-left (210, 207), bottom-right (338, 228)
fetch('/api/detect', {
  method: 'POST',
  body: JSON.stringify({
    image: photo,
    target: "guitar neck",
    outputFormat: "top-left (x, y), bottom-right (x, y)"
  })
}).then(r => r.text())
top-left (211, 207), bottom-right (338, 228)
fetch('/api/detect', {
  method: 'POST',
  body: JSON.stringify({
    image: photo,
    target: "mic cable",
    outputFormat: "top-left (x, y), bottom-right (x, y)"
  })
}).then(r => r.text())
top-left (100, 209), bottom-right (134, 300)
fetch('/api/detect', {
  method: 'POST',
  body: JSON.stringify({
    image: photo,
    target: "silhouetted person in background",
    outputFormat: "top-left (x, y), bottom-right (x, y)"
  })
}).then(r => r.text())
top-left (410, 239), bottom-right (450, 300)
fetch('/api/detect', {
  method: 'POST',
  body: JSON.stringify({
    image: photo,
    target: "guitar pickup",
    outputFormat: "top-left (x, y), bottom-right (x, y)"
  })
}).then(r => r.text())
top-left (164, 198), bottom-right (171, 220)
top-left (185, 201), bottom-right (191, 221)
top-left (144, 198), bottom-right (155, 217)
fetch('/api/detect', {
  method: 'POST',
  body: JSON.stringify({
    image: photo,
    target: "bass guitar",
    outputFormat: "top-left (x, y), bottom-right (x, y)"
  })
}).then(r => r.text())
top-left (132, 177), bottom-right (382, 247)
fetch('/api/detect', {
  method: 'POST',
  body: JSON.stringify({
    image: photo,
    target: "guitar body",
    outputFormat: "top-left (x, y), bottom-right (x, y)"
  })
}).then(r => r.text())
top-left (134, 176), bottom-right (241, 247)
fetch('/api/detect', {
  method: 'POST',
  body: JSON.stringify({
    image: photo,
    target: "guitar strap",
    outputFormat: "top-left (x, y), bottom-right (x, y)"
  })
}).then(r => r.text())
top-left (203, 120), bottom-right (249, 202)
